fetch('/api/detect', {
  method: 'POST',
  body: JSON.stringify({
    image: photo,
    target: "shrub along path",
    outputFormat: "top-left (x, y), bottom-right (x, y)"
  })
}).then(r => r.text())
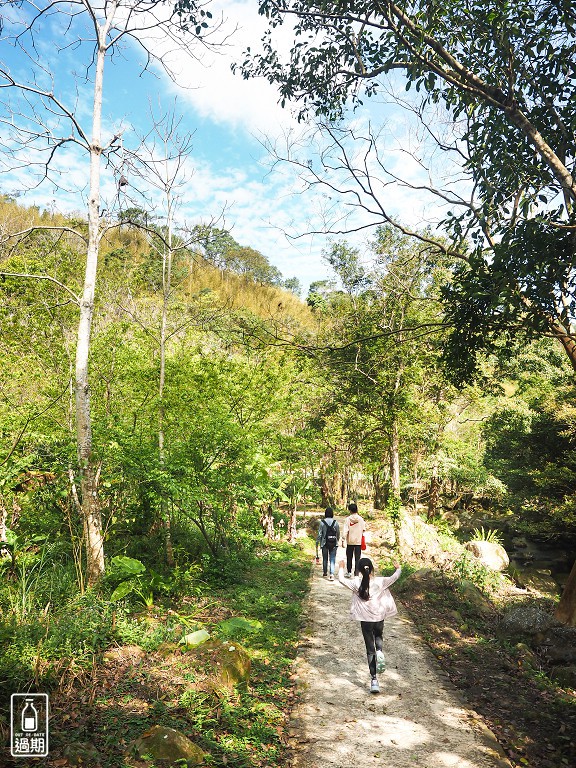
top-left (286, 538), bottom-right (511, 768)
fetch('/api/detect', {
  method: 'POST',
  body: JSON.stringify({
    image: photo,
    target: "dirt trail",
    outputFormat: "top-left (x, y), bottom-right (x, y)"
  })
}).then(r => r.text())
top-left (287, 538), bottom-right (512, 768)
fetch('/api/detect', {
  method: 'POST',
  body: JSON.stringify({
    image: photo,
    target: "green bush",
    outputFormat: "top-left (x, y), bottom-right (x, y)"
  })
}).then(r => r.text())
top-left (113, 611), bottom-right (175, 651)
top-left (451, 552), bottom-right (501, 592)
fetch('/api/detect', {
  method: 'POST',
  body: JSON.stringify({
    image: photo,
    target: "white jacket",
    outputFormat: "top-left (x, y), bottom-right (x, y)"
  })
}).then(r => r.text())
top-left (338, 566), bottom-right (401, 622)
top-left (342, 513), bottom-right (365, 545)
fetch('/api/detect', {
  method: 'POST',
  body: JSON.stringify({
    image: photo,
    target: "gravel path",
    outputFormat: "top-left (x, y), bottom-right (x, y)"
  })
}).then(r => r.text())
top-left (287, 540), bottom-right (512, 768)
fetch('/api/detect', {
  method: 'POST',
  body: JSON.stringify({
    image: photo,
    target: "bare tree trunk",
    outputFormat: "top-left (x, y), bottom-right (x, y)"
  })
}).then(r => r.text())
top-left (427, 466), bottom-right (441, 521)
top-left (76, 32), bottom-right (109, 587)
top-left (159, 188), bottom-right (175, 568)
top-left (373, 468), bottom-right (388, 510)
top-left (332, 472), bottom-right (344, 506)
top-left (260, 505), bottom-right (275, 539)
top-left (555, 559), bottom-right (576, 626)
top-left (288, 503), bottom-right (297, 542)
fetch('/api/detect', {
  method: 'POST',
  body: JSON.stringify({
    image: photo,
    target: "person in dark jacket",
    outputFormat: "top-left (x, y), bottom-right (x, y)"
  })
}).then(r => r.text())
top-left (316, 507), bottom-right (340, 580)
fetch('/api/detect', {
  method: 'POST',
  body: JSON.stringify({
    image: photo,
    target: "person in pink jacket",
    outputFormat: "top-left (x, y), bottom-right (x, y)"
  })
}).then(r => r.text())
top-left (338, 556), bottom-right (402, 694)
top-left (341, 502), bottom-right (365, 577)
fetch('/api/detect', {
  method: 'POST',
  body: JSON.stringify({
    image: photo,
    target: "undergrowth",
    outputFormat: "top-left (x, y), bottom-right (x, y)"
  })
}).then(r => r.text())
top-left (0, 535), bottom-right (312, 767)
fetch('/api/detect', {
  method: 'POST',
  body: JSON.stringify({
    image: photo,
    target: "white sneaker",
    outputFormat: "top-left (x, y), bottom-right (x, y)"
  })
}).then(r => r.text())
top-left (370, 678), bottom-right (380, 694)
top-left (329, 574), bottom-right (334, 581)
top-left (376, 650), bottom-right (385, 673)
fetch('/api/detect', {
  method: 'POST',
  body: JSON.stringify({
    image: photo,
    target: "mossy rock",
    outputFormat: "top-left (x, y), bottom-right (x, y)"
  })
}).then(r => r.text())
top-left (459, 580), bottom-right (493, 616)
top-left (155, 642), bottom-right (181, 658)
top-left (195, 639), bottom-right (251, 688)
top-left (550, 665), bottom-right (576, 690)
top-left (63, 741), bottom-right (102, 766)
top-left (216, 642), bottom-right (251, 688)
top-left (129, 725), bottom-right (206, 766)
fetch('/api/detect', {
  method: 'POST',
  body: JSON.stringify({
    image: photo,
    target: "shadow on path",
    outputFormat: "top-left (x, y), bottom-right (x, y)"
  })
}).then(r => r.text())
top-left (288, 543), bottom-right (512, 768)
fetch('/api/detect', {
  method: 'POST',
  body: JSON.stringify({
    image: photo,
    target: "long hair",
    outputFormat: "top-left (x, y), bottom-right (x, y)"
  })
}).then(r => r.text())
top-left (357, 557), bottom-right (374, 601)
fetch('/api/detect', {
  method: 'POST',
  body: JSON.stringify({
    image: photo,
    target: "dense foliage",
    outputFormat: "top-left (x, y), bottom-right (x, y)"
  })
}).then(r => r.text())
top-left (239, 0), bottom-right (576, 380)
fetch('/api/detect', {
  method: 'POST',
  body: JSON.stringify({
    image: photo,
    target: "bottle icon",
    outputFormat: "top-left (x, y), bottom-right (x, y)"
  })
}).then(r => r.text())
top-left (21, 698), bottom-right (38, 732)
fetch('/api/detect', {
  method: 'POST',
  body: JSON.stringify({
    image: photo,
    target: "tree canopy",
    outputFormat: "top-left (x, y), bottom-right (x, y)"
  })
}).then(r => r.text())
top-left (239, 0), bottom-right (576, 380)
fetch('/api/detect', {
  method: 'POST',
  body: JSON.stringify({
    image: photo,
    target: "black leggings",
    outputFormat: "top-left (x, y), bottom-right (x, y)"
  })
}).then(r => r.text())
top-left (360, 620), bottom-right (384, 678)
top-left (346, 544), bottom-right (362, 575)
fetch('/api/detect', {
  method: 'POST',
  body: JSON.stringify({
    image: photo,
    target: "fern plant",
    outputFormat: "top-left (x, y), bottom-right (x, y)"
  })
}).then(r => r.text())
top-left (471, 526), bottom-right (503, 545)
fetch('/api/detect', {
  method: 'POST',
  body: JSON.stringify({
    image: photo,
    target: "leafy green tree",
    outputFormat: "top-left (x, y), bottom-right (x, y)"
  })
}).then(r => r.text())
top-left (0, 0), bottom-right (221, 585)
top-left (240, 0), bottom-right (576, 364)
top-left (306, 279), bottom-right (337, 310)
top-left (242, 1), bottom-right (576, 210)
top-left (283, 277), bottom-right (302, 296)
top-left (240, 0), bottom-right (576, 623)
top-left (308, 228), bottom-right (452, 528)
top-left (482, 341), bottom-right (576, 534)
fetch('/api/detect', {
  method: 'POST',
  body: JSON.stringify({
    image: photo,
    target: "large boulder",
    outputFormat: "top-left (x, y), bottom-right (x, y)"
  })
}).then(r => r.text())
top-left (540, 625), bottom-right (576, 661)
top-left (500, 603), bottom-right (555, 637)
top-left (129, 725), bottom-right (206, 766)
top-left (550, 665), bottom-right (576, 690)
top-left (464, 540), bottom-right (510, 571)
top-left (400, 517), bottom-right (443, 557)
top-left (192, 639), bottom-right (251, 689)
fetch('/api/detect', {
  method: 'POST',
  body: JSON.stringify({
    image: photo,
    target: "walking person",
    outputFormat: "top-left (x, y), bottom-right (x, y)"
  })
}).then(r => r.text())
top-left (338, 556), bottom-right (401, 693)
top-left (341, 502), bottom-right (365, 577)
top-left (316, 507), bottom-right (340, 580)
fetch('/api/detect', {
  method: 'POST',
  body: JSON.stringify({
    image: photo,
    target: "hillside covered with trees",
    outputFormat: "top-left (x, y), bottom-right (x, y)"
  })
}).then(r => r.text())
top-left (1, 193), bottom-right (575, 766)
top-left (1, 1), bottom-right (576, 766)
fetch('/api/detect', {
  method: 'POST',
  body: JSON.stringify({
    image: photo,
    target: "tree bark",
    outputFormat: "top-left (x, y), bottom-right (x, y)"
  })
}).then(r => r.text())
top-left (75, 17), bottom-right (115, 587)
top-left (288, 503), bottom-right (297, 543)
top-left (320, 477), bottom-right (331, 508)
top-left (550, 321), bottom-right (576, 374)
top-left (0, 496), bottom-right (6, 543)
top-left (427, 469), bottom-right (441, 521)
top-left (159, 185), bottom-right (175, 568)
top-left (260, 505), bottom-right (275, 539)
top-left (372, 468), bottom-right (388, 510)
top-left (555, 559), bottom-right (576, 626)
top-left (389, 419), bottom-right (401, 498)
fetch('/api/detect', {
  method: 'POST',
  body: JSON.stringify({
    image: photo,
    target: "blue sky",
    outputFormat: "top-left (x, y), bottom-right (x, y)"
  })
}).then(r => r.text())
top-left (0, 0), bottom-right (454, 294)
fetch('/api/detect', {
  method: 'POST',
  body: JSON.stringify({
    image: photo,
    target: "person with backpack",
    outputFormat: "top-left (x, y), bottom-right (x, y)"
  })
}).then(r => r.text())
top-left (341, 502), bottom-right (366, 577)
top-left (316, 507), bottom-right (340, 580)
top-left (338, 555), bottom-right (401, 693)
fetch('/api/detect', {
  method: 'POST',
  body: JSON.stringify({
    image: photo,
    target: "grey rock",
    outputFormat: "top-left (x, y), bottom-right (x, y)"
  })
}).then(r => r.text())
top-left (550, 665), bottom-right (576, 689)
top-left (501, 603), bottom-right (555, 636)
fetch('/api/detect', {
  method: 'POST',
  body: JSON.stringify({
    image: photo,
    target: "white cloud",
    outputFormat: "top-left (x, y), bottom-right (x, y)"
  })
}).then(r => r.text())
top-left (1, 0), bottom-right (468, 293)
top-left (160, 0), bottom-right (299, 137)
